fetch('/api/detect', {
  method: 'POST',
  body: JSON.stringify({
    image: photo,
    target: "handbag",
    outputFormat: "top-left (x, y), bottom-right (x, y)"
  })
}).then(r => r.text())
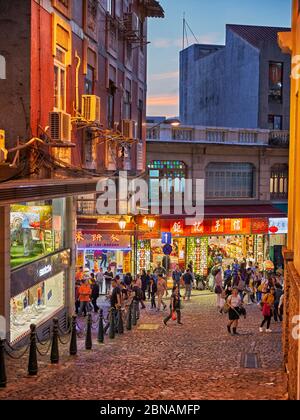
top-left (262, 303), bottom-right (271, 317)
top-left (171, 311), bottom-right (177, 321)
top-left (223, 301), bottom-right (230, 314)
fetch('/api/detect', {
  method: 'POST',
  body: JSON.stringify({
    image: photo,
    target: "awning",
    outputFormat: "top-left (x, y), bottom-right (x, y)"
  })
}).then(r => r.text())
top-left (144, 0), bottom-right (164, 18)
top-left (159, 204), bottom-right (287, 221)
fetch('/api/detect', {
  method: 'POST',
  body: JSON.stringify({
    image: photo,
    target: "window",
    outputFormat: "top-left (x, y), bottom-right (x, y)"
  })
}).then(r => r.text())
top-left (268, 115), bottom-right (283, 130)
top-left (123, 79), bottom-right (132, 120)
top-left (137, 99), bottom-right (143, 140)
top-left (52, 0), bottom-right (72, 18)
top-left (205, 163), bottom-right (255, 199)
top-left (148, 161), bottom-right (186, 198)
top-left (269, 62), bottom-right (283, 104)
top-left (85, 65), bottom-right (94, 95)
top-left (270, 164), bottom-right (288, 200)
top-left (172, 129), bottom-right (193, 141)
top-left (108, 80), bottom-right (116, 129)
top-left (107, 0), bottom-right (115, 16)
top-left (54, 47), bottom-right (67, 111)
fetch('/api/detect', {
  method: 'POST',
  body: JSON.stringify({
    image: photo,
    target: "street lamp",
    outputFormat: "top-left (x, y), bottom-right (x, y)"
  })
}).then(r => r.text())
top-left (147, 218), bottom-right (156, 230)
top-left (118, 216), bottom-right (127, 231)
top-left (148, 117), bottom-right (181, 133)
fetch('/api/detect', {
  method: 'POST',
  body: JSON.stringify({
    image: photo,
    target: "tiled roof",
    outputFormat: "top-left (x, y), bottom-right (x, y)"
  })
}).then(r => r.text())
top-left (227, 24), bottom-right (291, 49)
top-left (144, 0), bottom-right (164, 18)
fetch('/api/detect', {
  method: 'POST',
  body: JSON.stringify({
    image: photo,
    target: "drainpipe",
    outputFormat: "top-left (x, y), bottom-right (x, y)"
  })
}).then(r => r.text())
top-left (75, 51), bottom-right (81, 115)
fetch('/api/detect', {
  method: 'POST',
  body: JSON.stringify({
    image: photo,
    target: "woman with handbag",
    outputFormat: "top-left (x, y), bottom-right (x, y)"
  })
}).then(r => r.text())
top-left (164, 285), bottom-right (183, 326)
top-left (259, 287), bottom-right (275, 333)
top-left (226, 287), bottom-right (242, 335)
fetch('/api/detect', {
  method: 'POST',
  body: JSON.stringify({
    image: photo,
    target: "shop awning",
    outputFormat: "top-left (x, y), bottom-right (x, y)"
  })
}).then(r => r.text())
top-left (159, 204), bottom-right (287, 221)
top-left (143, 0), bottom-right (165, 18)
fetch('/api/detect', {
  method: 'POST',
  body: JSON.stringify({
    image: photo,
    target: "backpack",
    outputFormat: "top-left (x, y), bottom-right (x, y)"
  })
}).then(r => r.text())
top-left (135, 287), bottom-right (143, 300)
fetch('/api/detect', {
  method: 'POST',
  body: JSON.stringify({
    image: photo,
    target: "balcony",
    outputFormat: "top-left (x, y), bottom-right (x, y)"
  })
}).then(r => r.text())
top-left (269, 130), bottom-right (289, 147)
top-left (146, 124), bottom-right (290, 148)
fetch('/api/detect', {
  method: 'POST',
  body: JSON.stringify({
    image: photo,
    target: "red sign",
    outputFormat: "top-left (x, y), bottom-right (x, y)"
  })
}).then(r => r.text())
top-left (251, 219), bottom-right (269, 234)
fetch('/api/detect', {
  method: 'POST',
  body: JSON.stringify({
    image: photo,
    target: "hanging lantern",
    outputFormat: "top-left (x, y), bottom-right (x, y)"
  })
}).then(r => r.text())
top-left (269, 226), bottom-right (279, 234)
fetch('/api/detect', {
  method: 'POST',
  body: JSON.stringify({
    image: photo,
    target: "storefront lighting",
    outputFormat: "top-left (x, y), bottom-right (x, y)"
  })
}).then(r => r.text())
top-left (118, 216), bottom-right (127, 231)
top-left (147, 218), bottom-right (156, 230)
top-left (143, 217), bottom-right (148, 225)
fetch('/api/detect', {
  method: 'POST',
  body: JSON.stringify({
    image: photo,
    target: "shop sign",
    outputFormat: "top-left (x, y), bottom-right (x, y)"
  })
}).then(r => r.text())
top-left (11, 249), bottom-right (70, 298)
top-left (251, 218), bottom-right (269, 234)
top-left (211, 219), bottom-right (224, 234)
top-left (161, 232), bottom-right (172, 245)
top-left (76, 231), bottom-right (131, 249)
top-left (191, 221), bottom-right (204, 235)
top-left (269, 218), bottom-right (288, 234)
top-left (171, 221), bottom-right (184, 236)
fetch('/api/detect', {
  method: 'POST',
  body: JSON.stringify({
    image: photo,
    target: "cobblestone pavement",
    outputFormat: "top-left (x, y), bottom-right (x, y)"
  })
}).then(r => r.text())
top-left (0, 293), bottom-right (287, 400)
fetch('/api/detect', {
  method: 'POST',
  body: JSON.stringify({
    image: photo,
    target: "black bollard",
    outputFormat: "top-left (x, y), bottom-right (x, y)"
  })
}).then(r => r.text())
top-left (0, 339), bottom-right (7, 387)
top-left (50, 318), bottom-right (59, 364)
top-left (97, 309), bottom-right (104, 344)
top-left (118, 308), bottom-right (124, 335)
top-left (132, 300), bottom-right (137, 326)
top-left (109, 308), bottom-right (115, 339)
top-left (126, 303), bottom-right (132, 331)
top-left (69, 315), bottom-right (77, 356)
top-left (28, 324), bottom-right (38, 376)
top-left (85, 313), bottom-right (92, 350)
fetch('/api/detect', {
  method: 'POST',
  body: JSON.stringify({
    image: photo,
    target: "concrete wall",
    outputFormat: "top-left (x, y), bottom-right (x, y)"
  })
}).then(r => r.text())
top-left (180, 27), bottom-right (291, 130)
top-left (0, 0), bottom-right (31, 149)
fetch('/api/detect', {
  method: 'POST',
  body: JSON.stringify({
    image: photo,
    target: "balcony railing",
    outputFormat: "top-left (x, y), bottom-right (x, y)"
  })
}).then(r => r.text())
top-left (269, 130), bottom-right (289, 147)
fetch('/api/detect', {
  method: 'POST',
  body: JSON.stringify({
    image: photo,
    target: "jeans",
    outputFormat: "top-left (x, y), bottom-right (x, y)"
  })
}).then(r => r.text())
top-left (79, 301), bottom-right (90, 316)
top-left (184, 284), bottom-right (192, 300)
top-left (91, 298), bottom-right (99, 313)
top-left (261, 315), bottom-right (272, 329)
top-left (256, 291), bottom-right (262, 302)
top-left (151, 293), bottom-right (156, 308)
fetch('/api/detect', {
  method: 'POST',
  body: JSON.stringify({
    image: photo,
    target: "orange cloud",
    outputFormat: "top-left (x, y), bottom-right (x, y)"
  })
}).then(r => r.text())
top-left (149, 71), bottom-right (179, 81)
top-left (147, 94), bottom-right (179, 107)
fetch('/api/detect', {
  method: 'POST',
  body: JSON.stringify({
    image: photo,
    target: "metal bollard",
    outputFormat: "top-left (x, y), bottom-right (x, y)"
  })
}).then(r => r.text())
top-left (50, 318), bottom-right (59, 364)
top-left (126, 303), bottom-right (132, 331)
top-left (85, 313), bottom-right (92, 350)
top-left (28, 324), bottom-right (38, 376)
top-left (97, 309), bottom-right (104, 344)
top-left (69, 315), bottom-right (77, 356)
top-left (118, 308), bottom-right (124, 335)
top-left (132, 300), bottom-right (137, 326)
top-left (0, 339), bottom-right (7, 387)
top-left (109, 308), bottom-right (115, 339)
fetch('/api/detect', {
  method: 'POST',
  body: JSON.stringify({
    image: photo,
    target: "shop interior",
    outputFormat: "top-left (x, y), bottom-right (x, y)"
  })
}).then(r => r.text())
top-left (79, 249), bottom-right (132, 275)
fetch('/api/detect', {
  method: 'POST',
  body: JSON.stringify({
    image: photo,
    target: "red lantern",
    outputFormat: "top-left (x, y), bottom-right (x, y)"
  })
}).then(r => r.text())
top-left (269, 226), bottom-right (279, 234)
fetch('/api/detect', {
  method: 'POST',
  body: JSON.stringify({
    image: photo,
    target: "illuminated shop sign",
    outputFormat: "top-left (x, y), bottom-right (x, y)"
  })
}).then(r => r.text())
top-left (269, 218), bottom-right (288, 234)
top-left (38, 265), bottom-right (52, 277)
top-left (76, 231), bottom-right (131, 249)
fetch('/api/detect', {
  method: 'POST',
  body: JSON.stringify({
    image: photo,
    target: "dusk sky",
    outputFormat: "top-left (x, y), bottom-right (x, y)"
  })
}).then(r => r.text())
top-left (147, 0), bottom-right (292, 118)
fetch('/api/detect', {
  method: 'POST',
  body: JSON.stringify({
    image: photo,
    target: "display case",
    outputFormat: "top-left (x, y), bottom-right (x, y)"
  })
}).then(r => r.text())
top-left (10, 272), bottom-right (65, 343)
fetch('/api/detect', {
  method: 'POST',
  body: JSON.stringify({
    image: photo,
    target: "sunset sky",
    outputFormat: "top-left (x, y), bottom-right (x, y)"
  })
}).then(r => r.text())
top-left (147, 0), bottom-right (292, 118)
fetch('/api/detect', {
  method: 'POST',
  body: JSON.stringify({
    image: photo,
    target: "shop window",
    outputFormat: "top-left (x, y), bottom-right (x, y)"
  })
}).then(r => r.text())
top-left (268, 115), bottom-right (283, 130)
top-left (10, 272), bottom-right (65, 343)
top-left (269, 62), bottom-right (283, 104)
top-left (270, 164), bottom-right (288, 200)
top-left (10, 199), bottom-right (66, 269)
top-left (205, 163), bottom-right (255, 199)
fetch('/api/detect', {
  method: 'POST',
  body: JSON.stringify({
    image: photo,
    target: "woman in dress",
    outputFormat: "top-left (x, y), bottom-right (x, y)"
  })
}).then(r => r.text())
top-left (227, 287), bottom-right (242, 335)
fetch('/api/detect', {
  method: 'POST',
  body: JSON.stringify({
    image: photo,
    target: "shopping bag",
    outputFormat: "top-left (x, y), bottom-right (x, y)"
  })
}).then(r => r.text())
top-left (171, 311), bottom-right (177, 321)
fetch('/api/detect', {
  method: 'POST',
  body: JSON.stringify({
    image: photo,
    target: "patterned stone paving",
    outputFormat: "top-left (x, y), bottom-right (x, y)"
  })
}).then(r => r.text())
top-left (0, 293), bottom-right (287, 400)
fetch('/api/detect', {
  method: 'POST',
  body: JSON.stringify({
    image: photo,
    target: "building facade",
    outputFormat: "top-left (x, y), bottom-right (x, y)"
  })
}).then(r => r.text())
top-left (144, 122), bottom-right (289, 276)
top-left (180, 24), bottom-right (291, 130)
top-left (0, 0), bottom-right (164, 343)
top-left (278, 0), bottom-right (300, 401)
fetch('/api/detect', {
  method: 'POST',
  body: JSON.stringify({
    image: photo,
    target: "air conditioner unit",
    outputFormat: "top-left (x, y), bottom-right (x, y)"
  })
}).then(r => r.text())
top-left (82, 95), bottom-right (101, 124)
top-left (0, 129), bottom-right (8, 163)
top-left (122, 119), bottom-right (137, 139)
top-left (124, 12), bottom-right (139, 33)
top-left (49, 111), bottom-right (72, 142)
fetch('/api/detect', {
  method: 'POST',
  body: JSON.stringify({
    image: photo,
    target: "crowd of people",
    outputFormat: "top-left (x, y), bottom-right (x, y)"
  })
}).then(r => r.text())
top-left (211, 258), bottom-right (284, 335)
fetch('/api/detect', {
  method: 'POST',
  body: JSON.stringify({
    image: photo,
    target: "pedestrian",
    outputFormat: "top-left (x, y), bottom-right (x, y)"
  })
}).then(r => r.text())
top-left (149, 277), bottom-right (157, 309)
top-left (260, 287), bottom-right (275, 333)
top-left (224, 265), bottom-right (232, 287)
top-left (75, 279), bottom-right (81, 314)
top-left (124, 272), bottom-right (133, 287)
top-left (96, 268), bottom-right (104, 295)
top-left (172, 265), bottom-right (182, 288)
top-left (78, 278), bottom-right (92, 317)
top-left (146, 270), bottom-right (152, 299)
top-left (237, 271), bottom-right (245, 301)
top-left (183, 268), bottom-right (193, 301)
top-left (154, 261), bottom-right (166, 278)
top-left (274, 283), bottom-right (283, 322)
top-left (227, 287), bottom-right (242, 335)
top-left (104, 279), bottom-right (122, 334)
top-left (278, 291), bottom-right (284, 320)
top-left (91, 278), bottom-right (100, 313)
top-left (157, 274), bottom-right (167, 311)
top-left (132, 279), bottom-right (144, 319)
top-left (75, 266), bottom-right (84, 281)
top-left (104, 267), bottom-right (114, 295)
top-left (214, 267), bottom-right (224, 312)
top-left (164, 285), bottom-right (183, 326)
top-left (141, 269), bottom-right (149, 301)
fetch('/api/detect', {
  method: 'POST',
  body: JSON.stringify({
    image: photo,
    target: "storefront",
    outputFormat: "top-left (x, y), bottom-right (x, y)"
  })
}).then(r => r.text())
top-left (76, 231), bottom-right (132, 275)
top-left (268, 218), bottom-right (288, 270)
top-left (10, 250), bottom-right (70, 343)
top-left (137, 216), bottom-right (286, 277)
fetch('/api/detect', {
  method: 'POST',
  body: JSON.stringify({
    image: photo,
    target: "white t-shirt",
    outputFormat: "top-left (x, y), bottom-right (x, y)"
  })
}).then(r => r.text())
top-left (228, 294), bottom-right (241, 308)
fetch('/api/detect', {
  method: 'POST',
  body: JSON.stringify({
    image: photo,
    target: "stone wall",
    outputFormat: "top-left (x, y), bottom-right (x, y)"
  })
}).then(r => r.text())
top-left (283, 250), bottom-right (300, 400)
